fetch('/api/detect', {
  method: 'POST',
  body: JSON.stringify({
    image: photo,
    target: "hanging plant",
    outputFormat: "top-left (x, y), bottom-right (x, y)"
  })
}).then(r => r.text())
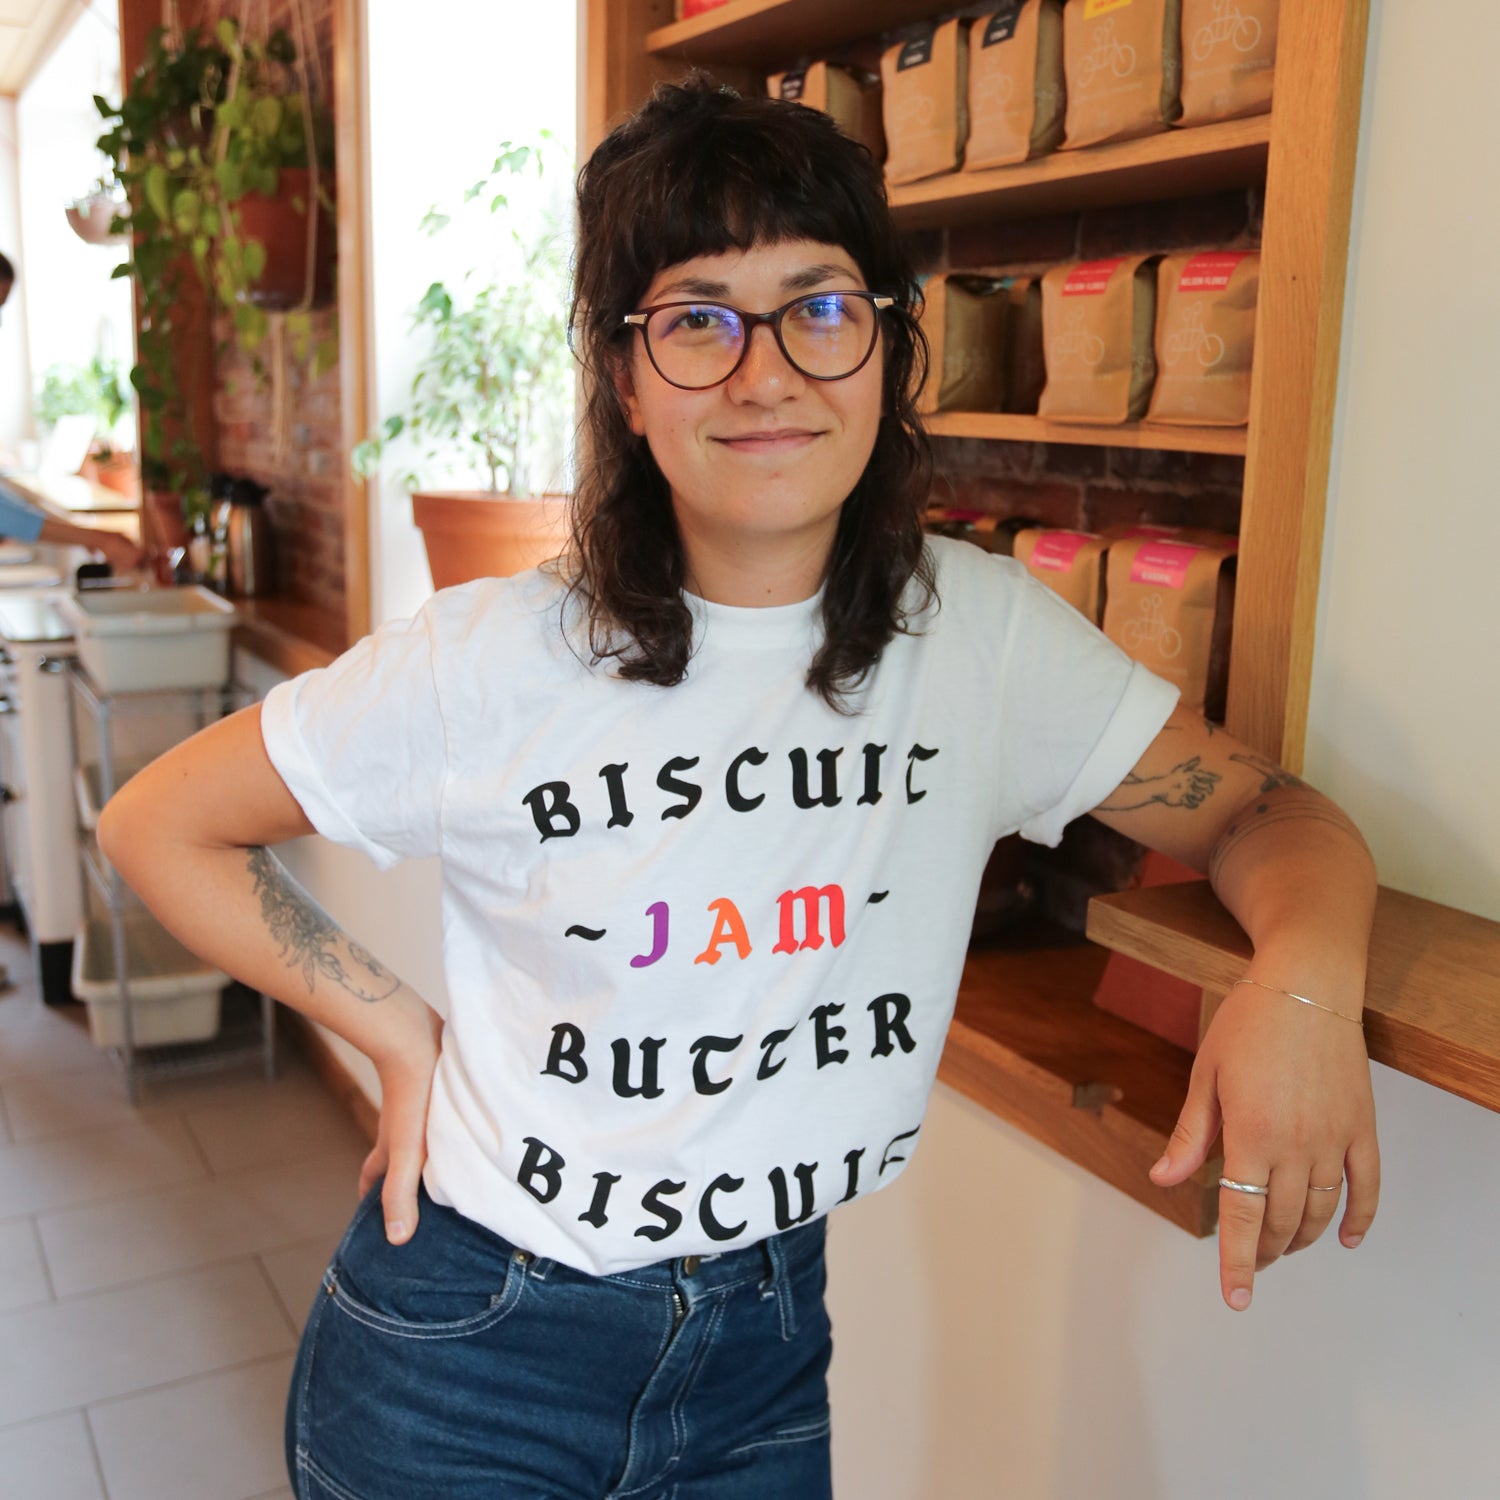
top-left (95, 17), bottom-right (336, 497)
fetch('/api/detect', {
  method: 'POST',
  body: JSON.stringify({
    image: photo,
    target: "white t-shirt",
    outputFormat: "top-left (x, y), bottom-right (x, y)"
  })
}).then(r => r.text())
top-left (261, 536), bottom-right (1178, 1274)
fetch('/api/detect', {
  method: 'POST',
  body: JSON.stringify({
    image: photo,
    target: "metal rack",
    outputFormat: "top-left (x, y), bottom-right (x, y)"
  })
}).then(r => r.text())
top-left (65, 661), bottom-right (276, 1102)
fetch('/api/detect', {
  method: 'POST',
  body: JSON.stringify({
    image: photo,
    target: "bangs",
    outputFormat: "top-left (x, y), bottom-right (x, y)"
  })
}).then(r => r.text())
top-left (617, 101), bottom-right (890, 300)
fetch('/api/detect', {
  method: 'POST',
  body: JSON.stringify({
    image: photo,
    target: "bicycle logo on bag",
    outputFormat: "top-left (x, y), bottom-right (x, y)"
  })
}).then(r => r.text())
top-left (1122, 594), bottom-right (1183, 659)
top-left (1192, 0), bottom-right (1263, 61)
top-left (1079, 20), bottom-right (1138, 87)
top-left (973, 67), bottom-right (1017, 110)
top-left (1164, 302), bottom-right (1226, 368)
top-left (1055, 307), bottom-right (1106, 367)
top-left (889, 94), bottom-right (937, 133)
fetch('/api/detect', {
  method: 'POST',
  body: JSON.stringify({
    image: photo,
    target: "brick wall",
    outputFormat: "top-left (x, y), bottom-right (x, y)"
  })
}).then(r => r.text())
top-left (197, 0), bottom-right (345, 618)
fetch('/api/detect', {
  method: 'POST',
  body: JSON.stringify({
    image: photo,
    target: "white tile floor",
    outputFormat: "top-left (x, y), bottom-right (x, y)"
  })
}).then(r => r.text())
top-left (0, 920), bottom-right (370, 1500)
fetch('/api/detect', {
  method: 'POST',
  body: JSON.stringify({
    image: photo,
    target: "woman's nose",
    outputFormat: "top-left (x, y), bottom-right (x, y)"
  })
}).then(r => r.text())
top-left (726, 322), bottom-right (804, 401)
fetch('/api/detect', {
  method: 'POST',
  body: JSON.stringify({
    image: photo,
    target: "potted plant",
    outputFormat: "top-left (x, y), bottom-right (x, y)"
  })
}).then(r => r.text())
top-left (352, 139), bottom-right (573, 589)
top-left (35, 358), bottom-right (138, 497)
top-left (95, 18), bottom-right (335, 513)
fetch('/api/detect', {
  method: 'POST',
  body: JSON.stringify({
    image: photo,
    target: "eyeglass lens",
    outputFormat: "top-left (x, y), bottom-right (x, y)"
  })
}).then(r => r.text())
top-left (644, 293), bottom-right (878, 388)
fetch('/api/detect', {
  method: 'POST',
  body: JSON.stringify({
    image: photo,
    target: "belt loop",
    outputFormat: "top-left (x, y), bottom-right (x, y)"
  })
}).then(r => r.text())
top-left (758, 1231), bottom-right (798, 1341)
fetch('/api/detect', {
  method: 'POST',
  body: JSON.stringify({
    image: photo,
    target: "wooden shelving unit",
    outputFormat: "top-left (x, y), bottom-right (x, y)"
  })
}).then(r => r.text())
top-left (924, 412), bottom-right (1247, 456)
top-left (583, 0), bottom-right (1421, 1234)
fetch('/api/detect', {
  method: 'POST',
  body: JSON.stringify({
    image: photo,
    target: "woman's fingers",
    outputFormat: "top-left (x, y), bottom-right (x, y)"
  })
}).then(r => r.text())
top-left (358, 1141), bottom-right (388, 1200)
top-left (1216, 1162), bottom-right (1270, 1310)
top-left (1283, 1164), bottom-right (1345, 1254)
top-left (1341, 1130), bottom-right (1381, 1248)
top-left (1255, 1165), bottom-right (1311, 1270)
top-left (377, 1066), bottom-right (435, 1245)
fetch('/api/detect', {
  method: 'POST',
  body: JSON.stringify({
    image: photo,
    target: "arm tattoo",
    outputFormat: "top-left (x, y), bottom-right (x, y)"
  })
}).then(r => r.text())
top-left (1228, 751), bottom-right (1308, 794)
top-left (247, 846), bottom-right (401, 1003)
top-left (1096, 756), bottom-right (1222, 813)
top-left (1208, 793), bottom-right (1368, 884)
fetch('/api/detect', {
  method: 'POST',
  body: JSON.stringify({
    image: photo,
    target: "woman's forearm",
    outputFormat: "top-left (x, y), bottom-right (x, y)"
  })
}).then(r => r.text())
top-left (98, 809), bottom-right (435, 1067)
top-left (1207, 784), bottom-right (1377, 1011)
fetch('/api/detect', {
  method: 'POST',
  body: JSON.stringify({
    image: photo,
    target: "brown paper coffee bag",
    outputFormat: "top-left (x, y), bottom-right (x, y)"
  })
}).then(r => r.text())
top-left (882, 19), bottom-right (969, 185)
top-left (1103, 532), bottom-right (1237, 716)
top-left (1179, 0), bottom-right (1278, 125)
top-left (768, 62), bottom-right (886, 163)
top-left (965, 2), bottom-right (1067, 170)
top-left (1002, 275), bottom-right (1047, 414)
top-left (1039, 255), bottom-right (1159, 423)
top-left (1062, 0), bottom-right (1182, 149)
top-left (916, 274), bottom-right (1009, 414)
top-left (1147, 250), bottom-right (1260, 425)
top-left (1015, 528), bottom-right (1108, 622)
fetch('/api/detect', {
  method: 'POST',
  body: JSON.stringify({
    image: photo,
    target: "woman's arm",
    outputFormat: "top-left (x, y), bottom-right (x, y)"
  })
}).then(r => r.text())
top-left (98, 704), bottom-right (440, 1244)
top-left (1089, 706), bottom-right (1379, 1311)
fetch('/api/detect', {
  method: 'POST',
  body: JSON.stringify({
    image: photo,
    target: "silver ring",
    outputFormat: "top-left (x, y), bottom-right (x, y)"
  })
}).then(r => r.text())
top-left (1308, 1183), bottom-right (1342, 1193)
top-left (1219, 1177), bottom-right (1269, 1196)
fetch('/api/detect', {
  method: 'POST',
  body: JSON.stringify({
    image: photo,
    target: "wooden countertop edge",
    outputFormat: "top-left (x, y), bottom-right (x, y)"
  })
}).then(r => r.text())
top-left (1088, 882), bottom-right (1500, 1115)
top-left (231, 599), bottom-right (347, 676)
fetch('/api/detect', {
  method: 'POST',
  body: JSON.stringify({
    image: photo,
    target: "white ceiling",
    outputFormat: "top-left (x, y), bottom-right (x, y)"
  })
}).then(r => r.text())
top-left (0, 0), bottom-right (90, 96)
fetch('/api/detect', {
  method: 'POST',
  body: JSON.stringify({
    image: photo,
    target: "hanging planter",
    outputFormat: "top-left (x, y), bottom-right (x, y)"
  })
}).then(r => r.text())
top-left (234, 165), bottom-right (334, 309)
top-left (65, 184), bottom-right (129, 246)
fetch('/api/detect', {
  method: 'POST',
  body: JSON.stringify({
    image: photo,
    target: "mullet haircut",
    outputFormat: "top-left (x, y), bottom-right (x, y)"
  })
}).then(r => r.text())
top-left (565, 74), bottom-right (935, 712)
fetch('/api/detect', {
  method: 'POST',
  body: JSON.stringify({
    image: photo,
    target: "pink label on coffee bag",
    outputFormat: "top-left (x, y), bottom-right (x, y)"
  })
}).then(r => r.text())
top-left (1178, 252), bottom-right (1251, 292)
top-left (1129, 540), bottom-right (1201, 588)
top-left (1063, 258), bottom-right (1126, 296)
top-left (1029, 531), bottom-right (1094, 571)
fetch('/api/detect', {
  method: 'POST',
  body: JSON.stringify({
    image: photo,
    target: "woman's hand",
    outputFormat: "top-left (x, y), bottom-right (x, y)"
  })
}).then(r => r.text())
top-left (1148, 979), bottom-right (1380, 1310)
top-left (361, 998), bottom-right (445, 1245)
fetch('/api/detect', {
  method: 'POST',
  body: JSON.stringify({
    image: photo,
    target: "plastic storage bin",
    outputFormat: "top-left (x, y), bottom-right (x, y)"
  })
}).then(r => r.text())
top-left (55, 587), bottom-right (237, 692)
top-left (72, 913), bottom-right (227, 1048)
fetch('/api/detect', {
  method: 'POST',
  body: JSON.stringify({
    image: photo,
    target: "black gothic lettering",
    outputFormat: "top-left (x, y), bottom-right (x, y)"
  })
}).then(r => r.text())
top-left (635, 1178), bottom-right (687, 1242)
top-left (858, 743), bottom-right (887, 806)
top-left (518, 1136), bottom-right (566, 1203)
top-left (598, 763), bottom-right (634, 829)
top-left (868, 993), bottom-right (917, 1057)
top-left (839, 1147), bottom-right (865, 1204)
top-left (611, 1037), bottom-right (667, 1099)
top-left (578, 1171), bottom-right (622, 1229)
top-left (880, 1126), bottom-right (921, 1174)
top-left (769, 1162), bottom-right (820, 1230)
top-left (542, 1023), bottom-right (588, 1083)
top-left (700, 1174), bottom-right (749, 1241)
top-left (758, 1025), bottom-right (795, 1080)
top-left (811, 1003), bottom-right (848, 1068)
top-left (689, 1035), bottom-right (742, 1096)
top-left (521, 782), bottom-right (580, 842)
top-left (657, 756), bottom-right (703, 821)
top-left (725, 747), bottom-right (768, 812)
top-left (905, 745), bottom-right (940, 804)
top-left (789, 747), bottom-right (843, 809)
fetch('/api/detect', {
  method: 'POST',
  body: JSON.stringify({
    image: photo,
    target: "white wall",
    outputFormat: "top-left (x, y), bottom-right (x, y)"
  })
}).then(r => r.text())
top-left (364, 0), bottom-right (577, 626)
top-left (826, 3), bottom-right (1500, 1496)
top-left (0, 97), bottom-right (30, 457)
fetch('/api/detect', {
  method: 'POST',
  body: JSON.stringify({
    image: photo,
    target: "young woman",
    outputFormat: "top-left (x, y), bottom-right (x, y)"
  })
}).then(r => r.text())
top-left (100, 78), bottom-right (1379, 1500)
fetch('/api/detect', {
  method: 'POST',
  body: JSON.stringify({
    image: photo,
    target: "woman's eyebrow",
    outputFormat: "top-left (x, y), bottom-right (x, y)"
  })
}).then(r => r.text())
top-left (650, 264), bottom-right (860, 302)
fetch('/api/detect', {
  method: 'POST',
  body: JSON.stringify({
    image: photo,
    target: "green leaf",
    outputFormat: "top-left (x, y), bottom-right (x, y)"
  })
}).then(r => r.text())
top-left (463, 180), bottom-right (487, 202)
top-left (144, 164), bottom-right (171, 224)
top-left (420, 209), bottom-right (450, 236)
top-left (110, 262), bottom-right (134, 280)
top-left (383, 415), bottom-right (405, 441)
top-left (489, 192), bottom-right (508, 214)
top-left (251, 96), bottom-right (283, 139)
top-left (312, 338), bottom-right (339, 379)
top-left (216, 18), bottom-right (238, 50)
top-left (171, 188), bottom-right (200, 233)
top-left (242, 239), bottom-right (267, 283)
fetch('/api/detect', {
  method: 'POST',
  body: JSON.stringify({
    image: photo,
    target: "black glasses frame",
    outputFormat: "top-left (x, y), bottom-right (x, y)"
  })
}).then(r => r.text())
top-left (622, 290), bottom-right (895, 390)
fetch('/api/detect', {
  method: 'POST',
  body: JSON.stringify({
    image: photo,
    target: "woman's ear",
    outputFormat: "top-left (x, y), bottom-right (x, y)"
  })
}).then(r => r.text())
top-left (611, 352), bottom-right (647, 438)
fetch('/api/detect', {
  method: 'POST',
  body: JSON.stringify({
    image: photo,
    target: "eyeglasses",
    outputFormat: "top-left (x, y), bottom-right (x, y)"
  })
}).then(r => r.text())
top-left (622, 290), bottom-right (894, 391)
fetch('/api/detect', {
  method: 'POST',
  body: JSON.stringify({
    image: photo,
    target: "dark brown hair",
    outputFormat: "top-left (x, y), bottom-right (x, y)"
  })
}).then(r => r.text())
top-left (566, 75), bottom-right (934, 711)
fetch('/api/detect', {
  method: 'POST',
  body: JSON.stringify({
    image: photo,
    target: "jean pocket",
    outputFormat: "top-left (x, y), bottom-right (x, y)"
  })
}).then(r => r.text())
top-left (328, 1193), bottom-right (525, 1340)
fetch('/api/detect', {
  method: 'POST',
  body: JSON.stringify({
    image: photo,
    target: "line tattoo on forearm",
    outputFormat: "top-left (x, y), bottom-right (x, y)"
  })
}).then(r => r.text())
top-left (246, 846), bottom-right (401, 1003)
top-left (1097, 756), bottom-right (1222, 813)
top-left (1208, 794), bottom-right (1369, 884)
top-left (1228, 751), bottom-right (1309, 794)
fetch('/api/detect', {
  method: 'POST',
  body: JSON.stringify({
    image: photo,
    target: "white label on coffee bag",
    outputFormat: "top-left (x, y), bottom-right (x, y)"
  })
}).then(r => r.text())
top-left (778, 69), bottom-right (807, 101)
top-left (983, 5), bottom-right (1022, 46)
top-left (898, 32), bottom-right (935, 70)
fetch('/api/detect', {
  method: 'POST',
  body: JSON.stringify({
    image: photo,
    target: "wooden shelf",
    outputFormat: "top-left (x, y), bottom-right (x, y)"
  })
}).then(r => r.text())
top-left (232, 597), bottom-right (346, 677)
top-left (925, 412), bottom-right (1248, 456)
top-left (1087, 882), bottom-right (1500, 1115)
top-left (889, 116), bottom-right (1272, 229)
top-left (939, 931), bottom-right (1219, 1236)
top-left (648, 0), bottom-right (939, 66)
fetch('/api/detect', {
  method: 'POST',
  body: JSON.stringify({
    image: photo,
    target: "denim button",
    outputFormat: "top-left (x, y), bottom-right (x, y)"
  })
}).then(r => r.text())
top-left (513, 1250), bottom-right (531, 1266)
top-left (681, 1255), bottom-right (701, 1276)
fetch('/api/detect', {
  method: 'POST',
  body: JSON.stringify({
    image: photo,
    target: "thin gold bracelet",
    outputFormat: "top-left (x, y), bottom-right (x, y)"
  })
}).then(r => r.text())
top-left (1231, 978), bottom-right (1364, 1026)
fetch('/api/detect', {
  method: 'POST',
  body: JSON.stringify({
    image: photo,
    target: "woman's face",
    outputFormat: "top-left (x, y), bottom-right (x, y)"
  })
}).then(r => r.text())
top-left (616, 238), bottom-right (884, 595)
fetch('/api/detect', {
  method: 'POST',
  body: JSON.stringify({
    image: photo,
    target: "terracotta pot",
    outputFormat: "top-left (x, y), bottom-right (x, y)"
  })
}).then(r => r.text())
top-left (412, 490), bottom-right (571, 590)
top-left (236, 167), bottom-right (336, 310)
top-left (80, 453), bottom-right (140, 499)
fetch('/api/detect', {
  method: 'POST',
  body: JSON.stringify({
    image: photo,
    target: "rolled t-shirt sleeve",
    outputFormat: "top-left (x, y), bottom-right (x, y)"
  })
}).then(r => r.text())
top-left (259, 608), bottom-right (447, 869)
top-left (999, 574), bottom-right (1180, 847)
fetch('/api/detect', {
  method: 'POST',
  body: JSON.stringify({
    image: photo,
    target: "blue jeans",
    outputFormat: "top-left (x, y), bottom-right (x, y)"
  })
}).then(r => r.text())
top-left (285, 1183), bottom-right (833, 1499)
